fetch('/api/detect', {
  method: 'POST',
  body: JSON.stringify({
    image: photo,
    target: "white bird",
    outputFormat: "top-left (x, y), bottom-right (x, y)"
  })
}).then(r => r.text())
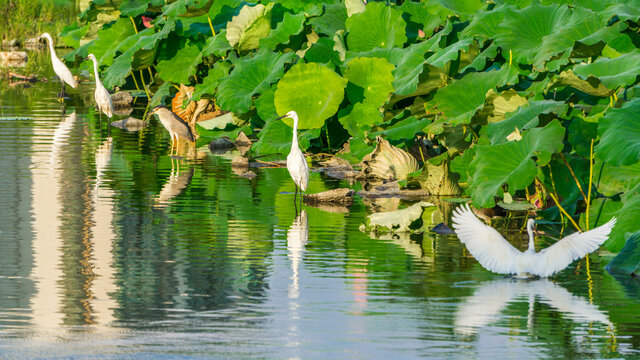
top-left (85, 54), bottom-right (114, 122)
top-left (452, 204), bottom-right (616, 278)
top-left (277, 111), bottom-right (309, 204)
top-left (40, 33), bottom-right (78, 99)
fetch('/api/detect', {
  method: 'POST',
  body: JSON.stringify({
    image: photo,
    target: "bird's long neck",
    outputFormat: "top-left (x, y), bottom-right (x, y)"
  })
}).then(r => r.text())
top-left (45, 36), bottom-right (56, 59)
top-left (527, 221), bottom-right (535, 252)
top-left (291, 115), bottom-right (299, 150)
top-left (91, 58), bottom-right (102, 87)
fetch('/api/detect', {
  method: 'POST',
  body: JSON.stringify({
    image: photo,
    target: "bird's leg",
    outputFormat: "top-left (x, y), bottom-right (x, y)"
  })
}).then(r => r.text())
top-left (170, 133), bottom-right (176, 157)
top-left (294, 196), bottom-right (299, 216)
top-left (294, 185), bottom-right (298, 204)
top-left (58, 81), bottom-right (65, 103)
top-left (176, 135), bottom-right (180, 155)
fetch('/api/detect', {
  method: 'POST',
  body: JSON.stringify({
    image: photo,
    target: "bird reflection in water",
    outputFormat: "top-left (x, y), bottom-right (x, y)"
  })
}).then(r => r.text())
top-left (153, 160), bottom-right (195, 208)
top-left (454, 277), bottom-right (613, 336)
top-left (287, 210), bottom-right (308, 300)
top-left (94, 136), bottom-right (112, 201)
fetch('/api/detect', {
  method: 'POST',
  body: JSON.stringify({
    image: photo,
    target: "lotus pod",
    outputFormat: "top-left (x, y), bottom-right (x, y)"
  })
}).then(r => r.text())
top-left (358, 136), bottom-right (419, 180)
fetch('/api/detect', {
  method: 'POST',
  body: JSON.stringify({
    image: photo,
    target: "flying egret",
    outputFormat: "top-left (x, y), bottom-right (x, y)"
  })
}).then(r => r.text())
top-left (452, 204), bottom-right (616, 278)
top-left (148, 105), bottom-right (194, 156)
top-left (277, 111), bottom-right (309, 204)
top-left (40, 33), bottom-right (78, 99)
top-left (85, 54), bottom-right (114, 123)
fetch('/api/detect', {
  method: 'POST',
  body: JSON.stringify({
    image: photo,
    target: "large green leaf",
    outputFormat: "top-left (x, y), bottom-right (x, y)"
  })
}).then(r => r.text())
top-left (345, 2), bottom-right (407, 52)
top-left (436, 0), bottom-right (485, 17)
top-left (102, 20), bottom-right (176, 89)
top-left (120, 0), bottom-right (163, 17)
top-left (573, 50), bottom-right (640, 89)
top-left (60, 22), bottom-right (90, 49)
top-left (482, 100), bottom-right (568, 145)
top-left (338, 102), bottom-right (383, 136)
top-left (494, 3), bottom-right (608, 68)
top-left (427, 66), bottom-right (518, 129)
top-left (192, 61), bottom-right (232, 101)
top-left (87, 18), bottom-right (136, 67)
top-left (226, 3), bottom-right (272, 52)
top-left (399, 1), bottom-right (450, 33)
top-left (608, 196), bottom-right (640, 252)
top-left (606, 231), bottom-right (640, 275)
top-left (596, 98), bottom-right (640, 166)
top-left (308, 3), bottom-right (347, 36)
top-left (259, 11), bottom-right (306, 50)
top-left (468, 120), bottom-right (565, 207)
top-left (274, 62), bottom-right (348, 129)
top-left (370, 116), bottom-right (431, 143)
top-left (155, 43), bottom-right (204, 84)
top-left (163, 0), bottom-right (211, 19)
top-left (253, 119), bottom-right (321, 155)
top-left (343, 57), bottom-right (394, 105)
top-left (217, 50), bottom-right (296, 114)
top-left (202, 30), bottom-right (232, 57)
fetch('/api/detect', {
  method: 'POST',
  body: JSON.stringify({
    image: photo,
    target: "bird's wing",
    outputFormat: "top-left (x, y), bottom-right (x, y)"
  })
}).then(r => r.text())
top-left (451, 204), bottom-right (523, 275)
top-left (52, 57), bottom-right (78, 88)
top-left (95, 87), bottom-right (113, 117)
top-left (287, 150), bottom-right (309, 191)
top-left (534, 217), bottom-right (617, 277)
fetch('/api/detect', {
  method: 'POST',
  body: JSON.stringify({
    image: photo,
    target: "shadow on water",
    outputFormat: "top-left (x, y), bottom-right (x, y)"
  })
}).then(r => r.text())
top-left (0, 48), bottom-right (639, 358)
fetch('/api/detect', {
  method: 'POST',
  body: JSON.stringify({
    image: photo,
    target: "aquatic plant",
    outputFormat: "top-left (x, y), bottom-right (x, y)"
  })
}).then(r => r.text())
top-left (62, 0), bottom-right (640, 252)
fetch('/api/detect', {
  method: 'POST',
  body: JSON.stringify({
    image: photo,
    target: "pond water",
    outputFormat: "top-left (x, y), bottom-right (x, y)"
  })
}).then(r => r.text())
top-left (1, 50), bottom-right (639, 359)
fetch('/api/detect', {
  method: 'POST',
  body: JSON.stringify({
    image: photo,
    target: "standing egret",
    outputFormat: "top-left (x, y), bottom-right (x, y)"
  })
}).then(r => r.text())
top-left (277, 111), bottom-right (309, 204)
top-left (40, 33), bottom-right (78, 99)
top-left (148, 105), bottom-right (194, 156)
top-left (451, 204), bottom-right (616, 278)
top-left (85, 54), bottom-right (114, 124)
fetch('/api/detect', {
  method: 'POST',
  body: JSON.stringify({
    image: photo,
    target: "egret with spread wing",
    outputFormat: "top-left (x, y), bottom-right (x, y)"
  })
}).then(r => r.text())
top-left (452, 204), bottom-right (616, 278)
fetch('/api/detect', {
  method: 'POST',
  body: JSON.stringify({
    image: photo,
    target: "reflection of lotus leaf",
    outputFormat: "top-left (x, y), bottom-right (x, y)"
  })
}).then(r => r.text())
top-left (364, 201), bottom-right (434, 233)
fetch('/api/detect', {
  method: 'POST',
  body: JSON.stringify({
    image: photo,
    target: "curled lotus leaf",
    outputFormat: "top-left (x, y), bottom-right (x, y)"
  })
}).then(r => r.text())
top-left (358, 136), bottom-right (420, 181)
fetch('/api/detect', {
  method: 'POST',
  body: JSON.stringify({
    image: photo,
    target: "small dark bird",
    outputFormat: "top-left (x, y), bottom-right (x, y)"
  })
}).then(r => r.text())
top-left (148, 105), bottom-right (194, 155)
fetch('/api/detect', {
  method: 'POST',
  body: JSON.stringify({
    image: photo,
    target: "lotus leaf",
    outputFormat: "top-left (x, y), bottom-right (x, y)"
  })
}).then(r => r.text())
top-left (217, 50), bottom-right (296, 114)
top-left (226, 4), bottom-right (271, 52)
top-left (155, 44), bottom-right (203, 84)
top-left (345, 2), bottom-right (407, 52)
top-left (202, 30), bottom-right (232, 57)
top-left (192, 61), bottom-right (232, 101)
top-left (483, 100), bottom-right (567, 145)
top-left (436, 0), bottom-right (485, 16)
top-left (606, 231), bottom-right (640, 276)
top-left (596, 98), bottom-right (640, 166)
top-left (87, 18), bottom-right (136, 67)
top-left (370, 116), bottom-right (431, 143)
top-left (252, 119), bottom-right (321, 155)
top-left (309, 3), bottom-right (347, 36)
top-left (399, 1), bottom-right (450, 33)
top-left (345, 0), bottom-right (366, 17)
top-left (60, 22), bottom-right (90, 49)
top-left (344, 57), bottom-right (394, 105)
top-left (338, 103), bottom-right (383, 136)
top-left (274, 62), bottom-right (348, 129)
top-left (260, 12), bottom-right (306, 50)
top-left (468, 120), bottom-right (565, 207)
top-left (573, 50), bottom-right (640, 89)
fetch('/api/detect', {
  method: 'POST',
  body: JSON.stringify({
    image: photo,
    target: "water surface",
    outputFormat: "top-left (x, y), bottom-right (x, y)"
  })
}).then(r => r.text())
top-left (1, 50), bottom-right (639, 359)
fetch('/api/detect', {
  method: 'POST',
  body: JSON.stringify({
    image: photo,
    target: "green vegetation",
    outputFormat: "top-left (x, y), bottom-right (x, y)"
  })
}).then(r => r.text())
top-left (0, 0), bottom-right (76, 42)
top-left (62, 0), bottom-right (640, 252)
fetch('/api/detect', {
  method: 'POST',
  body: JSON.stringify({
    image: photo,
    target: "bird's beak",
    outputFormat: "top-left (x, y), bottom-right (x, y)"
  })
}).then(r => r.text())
top-left (276, 114), bottom-right (288, 121)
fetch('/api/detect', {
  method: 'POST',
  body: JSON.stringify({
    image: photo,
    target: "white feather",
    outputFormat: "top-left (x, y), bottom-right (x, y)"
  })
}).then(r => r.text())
top-left (451, 204), bottom-right (616, 277)
top-left (42, 33), bottom-right (78, 88)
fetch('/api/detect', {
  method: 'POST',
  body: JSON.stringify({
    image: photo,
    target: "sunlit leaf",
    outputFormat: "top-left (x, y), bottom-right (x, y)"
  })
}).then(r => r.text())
top-left (259, 11), bottom-right (306, 50)
top-left (274, 62), bottom-right (348, 129)
top-left (226, 3), bottom-right (272, 52)
top-left (60, 22), bottom-right (90, 48)
top-left (217, 50), bottom-right (296, 114)
top-left (87, 18), bottom-right (136, 67)
top-left (202, 30), bottom-right (232, 57)
top-left (468, 120), bottom-right (565, 207)
top-left (345, 2), bottom-right (407, 52)
top-left (253, 119), bottom-right (321, 155)
top-left (309, 3), bottom-right (347, 36)
top-left (344, 57), bottom-right (394, 105)
top-left (370, 116), bottom-right (431, 143)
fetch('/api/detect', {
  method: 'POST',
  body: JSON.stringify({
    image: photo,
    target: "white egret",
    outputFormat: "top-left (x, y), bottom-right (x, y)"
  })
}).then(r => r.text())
top-left (277, 111), bottom-right (309, 204)
top-left (452, 204), bottom-right (616, 278)
top-left (148, 105), bottom-right (195, 156)
top-left (40, 33), bottom-right (78, 99)
top-left (85, 54), bottom-right (114, 123)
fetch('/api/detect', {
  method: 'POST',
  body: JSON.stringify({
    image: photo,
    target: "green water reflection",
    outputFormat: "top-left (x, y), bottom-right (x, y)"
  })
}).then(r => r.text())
top-left (0, 50), bottom-right (639, 359)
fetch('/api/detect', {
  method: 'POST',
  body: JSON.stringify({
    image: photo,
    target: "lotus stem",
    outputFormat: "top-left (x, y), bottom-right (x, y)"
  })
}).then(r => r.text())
top-left (543, 169), bottom-right (581, 232)
top-left (559, 152), bottom-right (587, 202)
top-left (208, 15), bottom-right (216, 36)
top-left (139, 70), bottom-right (151, 98)
top-left (130, 71), bottom-right (141, 91)
top-left (586, 139), bottom-right (595, 230)
top-left (509, 49), bottom-right (512, 66)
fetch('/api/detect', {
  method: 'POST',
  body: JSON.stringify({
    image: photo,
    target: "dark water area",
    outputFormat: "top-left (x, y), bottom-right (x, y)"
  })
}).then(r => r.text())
top-left (0, 50), bottom-right (639, 359)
